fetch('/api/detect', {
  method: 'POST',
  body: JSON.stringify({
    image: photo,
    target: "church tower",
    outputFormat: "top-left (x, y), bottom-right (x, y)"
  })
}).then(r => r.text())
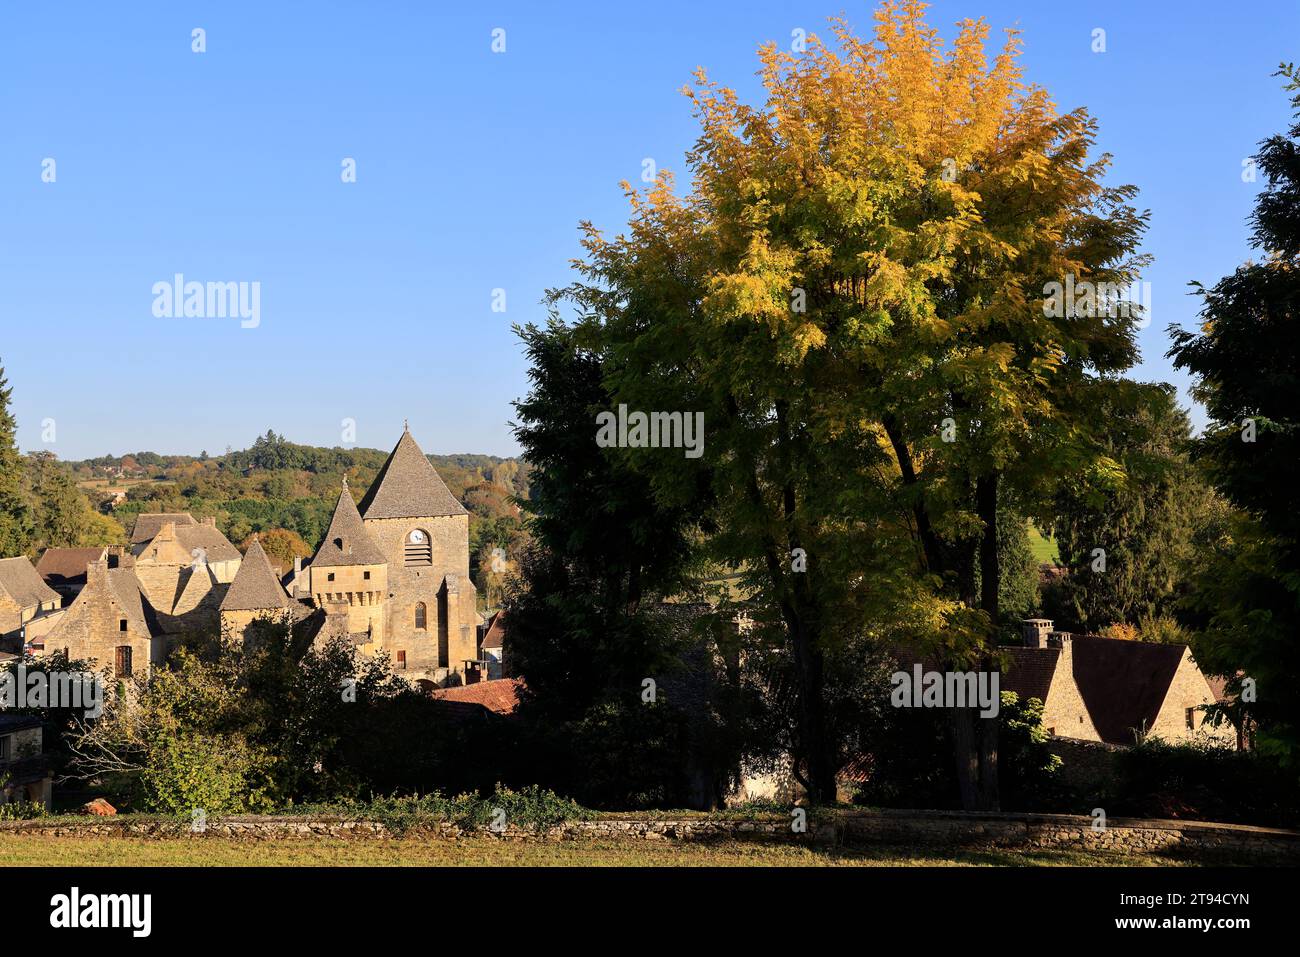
top-left (306, 478), bottom-right (389, 645)
top-left (358, 426), bottom-right (478, 681)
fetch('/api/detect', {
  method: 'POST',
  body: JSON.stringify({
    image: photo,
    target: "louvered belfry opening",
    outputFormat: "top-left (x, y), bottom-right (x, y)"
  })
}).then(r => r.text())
top-left (404, 529), bottom-right (432, 566)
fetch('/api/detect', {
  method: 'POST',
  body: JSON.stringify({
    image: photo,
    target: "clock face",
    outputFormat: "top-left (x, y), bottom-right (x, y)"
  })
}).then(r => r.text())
top-left (409, 530), bottom-right (426, 543)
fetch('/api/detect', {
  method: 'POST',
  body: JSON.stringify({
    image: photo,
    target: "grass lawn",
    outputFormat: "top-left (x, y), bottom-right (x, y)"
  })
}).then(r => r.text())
top-left (0, 834), bottom-right (1206, 867)
top-left (1028, 524), bottom-right (1060, 564)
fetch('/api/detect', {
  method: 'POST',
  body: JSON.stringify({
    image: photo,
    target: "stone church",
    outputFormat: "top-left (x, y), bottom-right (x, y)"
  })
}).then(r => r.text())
top-left (278, 426), bottom-right (481, 685)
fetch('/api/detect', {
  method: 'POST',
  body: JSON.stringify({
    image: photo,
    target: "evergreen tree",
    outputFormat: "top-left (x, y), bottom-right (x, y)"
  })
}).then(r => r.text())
top-left (1168, 65), bottom-right (1300, 764)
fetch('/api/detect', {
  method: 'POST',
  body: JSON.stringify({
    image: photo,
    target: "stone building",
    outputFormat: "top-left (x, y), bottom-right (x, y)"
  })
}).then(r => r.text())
top-left (13, 429), bottom-right (482, 688)
top-left (218, 536), bottom-right (297, 643)
top-left (0, 713), bottom-right (51, 809)
top-left (1003, 619), bottom-right (1236, 747)
top-left (130, 515), bottom-right (241, 634)
top-left (37, 560), bottom-right (157, 677)
top-left (0, 557), bottom-right (62, 647)
top-left (282, 428), bottom-right (481, 686)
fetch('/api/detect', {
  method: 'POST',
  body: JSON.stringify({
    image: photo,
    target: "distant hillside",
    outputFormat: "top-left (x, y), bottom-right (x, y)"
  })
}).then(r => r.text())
top-left (63, 431), bottom-right (531, 603)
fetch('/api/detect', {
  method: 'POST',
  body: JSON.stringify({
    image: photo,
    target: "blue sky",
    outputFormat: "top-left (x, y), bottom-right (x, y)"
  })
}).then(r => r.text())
top-left (1, 1), bottom-right (1295, 460)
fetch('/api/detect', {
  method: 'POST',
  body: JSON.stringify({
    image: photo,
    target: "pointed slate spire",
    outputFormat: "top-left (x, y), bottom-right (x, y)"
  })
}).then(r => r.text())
top-left (357, 429), bottom-right (466, 519)
top-left (220, 538), bottom-right (294, 612)
top-left (311, 482), bottom-right (387, 566)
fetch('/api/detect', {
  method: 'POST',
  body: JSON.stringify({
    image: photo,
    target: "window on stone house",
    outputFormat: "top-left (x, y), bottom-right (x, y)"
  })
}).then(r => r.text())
top-left (364, 570), bottom-right (371, 580)
top-left (1185, 707), bottom-right (1196, 730)
top-left (328, 573), bottom-right (335, 582)
top-left (414, 602), bottom-right (427, 630)
top-left (0, 735), bottom-right (9, 761)
top-left (397, 651), bottom-right (407, 669)
top-left (119, 618), bottom-right (128, 631)
top-left (115, 645), bottom-right (133, 678)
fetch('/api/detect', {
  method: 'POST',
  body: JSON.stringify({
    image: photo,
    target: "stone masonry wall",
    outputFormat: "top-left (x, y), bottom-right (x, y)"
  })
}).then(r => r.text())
top-left (4, 810), bottom-right (1295, 860)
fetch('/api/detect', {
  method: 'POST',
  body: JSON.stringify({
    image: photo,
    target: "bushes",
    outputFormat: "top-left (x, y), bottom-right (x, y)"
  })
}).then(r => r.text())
top-left (298, 785), bottom-right (590, 834)
top-left (1105, 738), bottom-right (1299, 828)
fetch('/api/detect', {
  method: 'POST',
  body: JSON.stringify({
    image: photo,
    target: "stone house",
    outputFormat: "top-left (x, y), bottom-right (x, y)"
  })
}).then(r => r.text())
top-left (0, 557), bottom-right (62, 647)
top-left (1003, 619), bottom-right (1235, 747)
top-left (130, 515), bottom-right (241, 634)
top-left (0, 714), bottom-right (51, 809)
top-left (37, 560), bottom-right (158, 677)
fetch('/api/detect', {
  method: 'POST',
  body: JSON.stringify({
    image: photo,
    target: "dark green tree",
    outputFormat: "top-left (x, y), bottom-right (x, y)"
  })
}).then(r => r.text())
top-left (1051, 382), bottom-right (1221, 631)
top-left (1168, 65), bottom-right (1300, 765)
top-left (0, 360), bottom-right (32, 555)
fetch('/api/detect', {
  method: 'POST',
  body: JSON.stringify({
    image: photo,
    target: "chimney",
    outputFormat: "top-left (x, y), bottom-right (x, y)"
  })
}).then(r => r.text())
top-left (157, 521), bottom-right (176, 541)
top-left (202, 516), bottom-right (216, 527)
top-left (294, 556), bottom-right (302, 574)
top-left (1048, 631), bottom-right (1073, 649)
top-left (86, 560), bottom-right (109, 589)
top-left (1022, 618), bottom-right (1053, 649)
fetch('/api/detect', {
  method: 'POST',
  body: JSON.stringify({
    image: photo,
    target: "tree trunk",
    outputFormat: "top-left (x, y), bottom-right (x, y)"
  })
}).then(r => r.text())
top-left (975, 471), bottom-right (1001, 811)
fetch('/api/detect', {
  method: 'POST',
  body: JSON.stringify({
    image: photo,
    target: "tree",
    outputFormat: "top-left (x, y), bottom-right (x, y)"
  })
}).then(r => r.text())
top-left (1051, 383), bottom-right (1222, 631)
top-left (0, 360), bottom-right (32, 555)
top-left (240, 528), bottom-right (310, 574)
top-left (552, 3), bottom-right (1148, 807)
top-left (1168, 64), bottom-right (1300, 766)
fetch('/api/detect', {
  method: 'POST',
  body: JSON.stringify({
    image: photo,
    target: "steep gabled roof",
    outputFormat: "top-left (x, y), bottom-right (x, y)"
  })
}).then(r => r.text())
top-left (220, 538), bottom-right (294, 612)
top-left (480, 610), bottom-right (506, 650)
top-left (1070, 637), bottom-right (1186, 745)
top-left (311, 486), bottom-right (387, 567)
top-left (107, 568), bottom-right (155, 635)
top-left (35, 547), bottom-right (109, 588)
top-left (130, 512), bottom-right (196, 544)
top-left (1001, 646), bottom-right (1062, 705)
top-left (0, 557), bottom-right (60, 608)
top-left (175, 523), bottom-right (242, 564)
top-left (358, 430), bottom-right (466, 519)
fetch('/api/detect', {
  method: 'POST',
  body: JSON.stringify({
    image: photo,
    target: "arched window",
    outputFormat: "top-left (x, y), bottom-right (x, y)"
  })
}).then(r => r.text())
top-left (414, 602), bottom-right (427, 630)
top-left (404, 528), bottom-right (432, 566)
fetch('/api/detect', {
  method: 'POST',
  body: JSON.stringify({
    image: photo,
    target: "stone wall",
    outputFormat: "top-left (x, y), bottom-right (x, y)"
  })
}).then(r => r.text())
top-left (4, 810), bottom-right (1296, 859)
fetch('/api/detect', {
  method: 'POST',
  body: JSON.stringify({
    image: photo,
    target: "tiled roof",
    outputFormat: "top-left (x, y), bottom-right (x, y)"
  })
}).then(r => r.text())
top-left (311, 487), bottom-right (387, 567)
top-left (35, 547), bottom-right (109, 587)
top-left (174, 524), bottom-right (241, 564)
top-left (1070, 637), bottom-right (1186, 746)
top-left (130, 512), bottom-right (196, 544)
top-left (358, 430), bottom-right (467, 519)
top-left (0, 557), bottom-right (60, 608)
top-left (220, 538), bottom-right (294, 612)
top-left (1001, 646), bottom-right (1062, 705)
top-left (429, 677), bottom-right (522, 716)
top-left (481, 610), bottom-right (506, 650)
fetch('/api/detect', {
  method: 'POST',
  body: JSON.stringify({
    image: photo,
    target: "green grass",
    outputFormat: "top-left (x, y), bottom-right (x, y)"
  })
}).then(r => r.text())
top-left (0, 833), bottom-right (1207, 867)
top-left (1028, 524), bottom-right (1060, 564)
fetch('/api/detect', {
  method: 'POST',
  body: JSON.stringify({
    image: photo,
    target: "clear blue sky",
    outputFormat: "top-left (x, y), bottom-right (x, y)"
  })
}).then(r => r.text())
top-left (1, 1), bottom-right (1295, 460)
